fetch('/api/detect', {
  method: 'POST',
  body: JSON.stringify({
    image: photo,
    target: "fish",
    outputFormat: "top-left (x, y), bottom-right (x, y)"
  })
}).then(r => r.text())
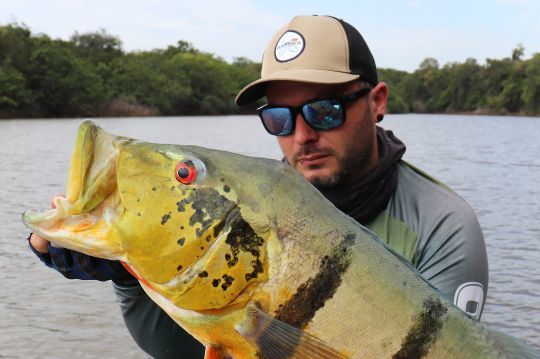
top-left (23, 121), bottom-right (539, 358)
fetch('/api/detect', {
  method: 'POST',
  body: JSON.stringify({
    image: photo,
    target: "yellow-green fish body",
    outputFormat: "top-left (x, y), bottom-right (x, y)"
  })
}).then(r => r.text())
top-left (23, 121), bottom-right (539, 358)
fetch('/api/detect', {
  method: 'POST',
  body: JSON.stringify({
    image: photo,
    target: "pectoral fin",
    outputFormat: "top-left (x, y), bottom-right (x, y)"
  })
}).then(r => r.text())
top-left (236, 305), bottom-right (349, 359)
top-left (204, 346), bottom-right (226, 359)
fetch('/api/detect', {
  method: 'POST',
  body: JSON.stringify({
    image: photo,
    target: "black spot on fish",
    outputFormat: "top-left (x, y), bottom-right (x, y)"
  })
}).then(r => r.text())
top-left (161, 212), bottom-right (171, 225)
top-left (137, 212), bottom-right (141, 217)
top-left (221, 274), bottom-right (234, 291)
top-left (152, 187), bottom-right (156, 191)
top-left (177, 265), bottom-right (183, 271)
top-left (220, 178), bottom-right (225, 182)
top-left (137, 198), bottom-right (140, 202)
top-left (223, 209), bottom-right (265, 282)
top-left (223, 185), bottom-right (231, 193)
top-left (392, 297), bottom-right (448, 359)
top-left (198, 271), bottom-right (208, 278)
top-left (200, 246), bottom-right (204, 250)
top-left (176, 199), bottom-right (189, 212)
top-left (212, 279), bottom-right (220, 287)
top-left (172, 187), bottom-right (265, 284)
top-left (177, 238), bottom-right (185, 246)
top-left (245, 259), bottom-right (263, 281)
top-left (180, 226), bottom-right (184, 230)
top-left (213, 221), bottom-right (225, 238)
top-left (186, 188), bottom-right (234, 238)
top-left (273, 233), bottom-right (355, 329)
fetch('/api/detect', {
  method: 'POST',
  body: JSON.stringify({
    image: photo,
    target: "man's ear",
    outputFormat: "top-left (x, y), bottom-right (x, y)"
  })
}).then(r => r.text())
top-left (370, 82), bottom-right (388, 122)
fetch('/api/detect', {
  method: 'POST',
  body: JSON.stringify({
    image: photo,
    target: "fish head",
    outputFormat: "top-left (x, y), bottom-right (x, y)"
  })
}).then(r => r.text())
top-left (23, 120), bottom-right (126, 259)
top-left (23, 120), bottom-right (282, 311)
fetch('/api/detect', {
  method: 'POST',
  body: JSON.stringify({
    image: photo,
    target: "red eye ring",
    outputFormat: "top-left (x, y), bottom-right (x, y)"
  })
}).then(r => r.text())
top-left (175, 161), bottom-right (197, 184)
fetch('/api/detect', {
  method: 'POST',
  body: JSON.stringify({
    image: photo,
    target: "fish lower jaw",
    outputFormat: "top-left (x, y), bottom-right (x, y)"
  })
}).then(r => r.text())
top-left (22, 194), bottom-right (125, 261)
top-left (35, 227), bottom-right (121, 260)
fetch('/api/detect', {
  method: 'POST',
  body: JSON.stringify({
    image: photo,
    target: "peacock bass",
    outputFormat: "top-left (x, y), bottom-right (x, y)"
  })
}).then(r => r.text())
top-left (23, 121), bottom-right (539, 358)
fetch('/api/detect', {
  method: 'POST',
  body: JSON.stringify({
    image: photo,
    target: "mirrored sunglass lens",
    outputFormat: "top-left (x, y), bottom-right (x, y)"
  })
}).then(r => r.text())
top-left (302, 100), bottom-right (344, 130)
top-left (260, 108), bottom-right (293, 135)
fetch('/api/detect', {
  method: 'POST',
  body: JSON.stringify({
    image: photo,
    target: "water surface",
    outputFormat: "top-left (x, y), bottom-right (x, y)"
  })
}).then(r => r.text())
top-left (1, 115), bottom-right (538, 357)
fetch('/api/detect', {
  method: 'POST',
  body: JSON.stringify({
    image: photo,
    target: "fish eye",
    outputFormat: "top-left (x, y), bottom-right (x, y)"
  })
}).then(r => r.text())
top-left (175, 160), bottom-right (197, 184)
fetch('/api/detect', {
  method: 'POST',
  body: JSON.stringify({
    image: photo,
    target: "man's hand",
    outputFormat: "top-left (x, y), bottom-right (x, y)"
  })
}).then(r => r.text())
top-left (29, 233), bottom-right (49, 253)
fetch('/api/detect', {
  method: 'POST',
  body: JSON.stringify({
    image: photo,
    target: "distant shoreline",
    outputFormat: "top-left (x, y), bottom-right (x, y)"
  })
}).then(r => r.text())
top-left (2, 24), bottom-right (539, 121)
top-left (2, 111), bottom-right (539, 120)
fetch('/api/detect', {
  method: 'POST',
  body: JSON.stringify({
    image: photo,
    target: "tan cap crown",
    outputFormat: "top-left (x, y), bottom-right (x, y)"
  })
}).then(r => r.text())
top-left (235, 15), bottom-right (378, 105)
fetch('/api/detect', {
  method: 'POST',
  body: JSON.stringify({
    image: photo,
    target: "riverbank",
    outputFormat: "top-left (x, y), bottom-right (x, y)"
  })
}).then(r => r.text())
top-left (2, 24), bottom-right (539, 121)
top-left (2, 109), bottom-right (539, 120)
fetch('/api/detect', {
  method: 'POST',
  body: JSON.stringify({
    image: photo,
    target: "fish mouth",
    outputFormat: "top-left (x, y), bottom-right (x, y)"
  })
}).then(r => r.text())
top-left (22, 121), bottom-right (126, 259)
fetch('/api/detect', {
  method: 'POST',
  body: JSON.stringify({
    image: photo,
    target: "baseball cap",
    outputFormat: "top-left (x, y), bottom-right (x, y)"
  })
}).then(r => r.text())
top-left (235, 15), bottom-right (378, 106)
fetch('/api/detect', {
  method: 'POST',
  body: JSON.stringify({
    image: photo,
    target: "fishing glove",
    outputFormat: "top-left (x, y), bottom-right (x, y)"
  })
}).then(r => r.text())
top-left (27, 233), bottom-right (135, 284)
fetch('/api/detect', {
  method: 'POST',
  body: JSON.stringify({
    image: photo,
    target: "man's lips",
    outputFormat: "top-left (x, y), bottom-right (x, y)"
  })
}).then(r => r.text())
top-left (297, 153), bottom-right (330, 166)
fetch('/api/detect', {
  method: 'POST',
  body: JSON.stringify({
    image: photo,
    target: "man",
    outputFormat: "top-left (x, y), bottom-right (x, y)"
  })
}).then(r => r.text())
top-left (29, 15), bottom-right (488, 358)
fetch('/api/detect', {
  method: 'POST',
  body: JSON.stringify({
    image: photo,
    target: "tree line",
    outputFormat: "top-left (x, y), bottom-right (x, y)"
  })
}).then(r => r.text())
top-left (382, 46), bottom-right (540, 116)
top-left (1, 23), bottom-right (539, 118)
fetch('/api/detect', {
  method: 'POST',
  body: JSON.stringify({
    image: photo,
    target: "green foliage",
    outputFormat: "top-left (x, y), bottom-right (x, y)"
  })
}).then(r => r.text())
top-left (109, 52), bottom-right (191, 115)
top-left (0, 23), bottom-right (34, 70)
top-left (0, 62), bottom-right (35, 110)
top-left (379, 68), bottom-right (409, 113)
top-left (512, 44), bottom-right (525, 62)
top-left (28, 41), bottom-right (106, 116)
top-left (0, 23), bottom-right (538, 118)
top-left (379, 46), bottom-right (540, 116)
top-left (167, 52), bottom-right (229, 114)
top-left (522, 53), bottom-right (540, 114)
top-left (70, 29), bottom-right (123, 64)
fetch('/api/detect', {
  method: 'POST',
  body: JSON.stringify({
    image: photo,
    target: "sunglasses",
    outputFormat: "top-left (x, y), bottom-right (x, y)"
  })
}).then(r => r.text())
top-left (257, 87), bottom-right (371, 136)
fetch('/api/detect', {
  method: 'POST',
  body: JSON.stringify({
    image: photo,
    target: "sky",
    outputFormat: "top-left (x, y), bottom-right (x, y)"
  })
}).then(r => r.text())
top-left (1, 0), bottom-right (539, 72)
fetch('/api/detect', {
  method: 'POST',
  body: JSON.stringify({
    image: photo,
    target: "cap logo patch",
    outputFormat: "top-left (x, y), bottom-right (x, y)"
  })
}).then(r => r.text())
top-left (275, 31), bottom-right (305, 62)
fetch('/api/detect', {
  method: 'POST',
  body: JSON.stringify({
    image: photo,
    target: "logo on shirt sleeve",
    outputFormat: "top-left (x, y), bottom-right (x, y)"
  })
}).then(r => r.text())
top-left (454, 282), bottom-right (484, 319)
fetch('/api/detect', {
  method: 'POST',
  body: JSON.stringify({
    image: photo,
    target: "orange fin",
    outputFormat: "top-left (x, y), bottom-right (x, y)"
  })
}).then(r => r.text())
top-left (204, 346), bottom-right (224, 359)
top-left (236, 305), bottom-right (349, 359)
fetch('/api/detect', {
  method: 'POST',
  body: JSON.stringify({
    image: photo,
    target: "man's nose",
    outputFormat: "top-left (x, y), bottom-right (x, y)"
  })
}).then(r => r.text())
top-left (293, 114), bottom-right (319, 144)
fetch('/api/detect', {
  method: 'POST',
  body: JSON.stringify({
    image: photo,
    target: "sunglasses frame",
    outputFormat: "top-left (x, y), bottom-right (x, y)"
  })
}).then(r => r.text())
top-left (257, 87), bottom-right (372, 136)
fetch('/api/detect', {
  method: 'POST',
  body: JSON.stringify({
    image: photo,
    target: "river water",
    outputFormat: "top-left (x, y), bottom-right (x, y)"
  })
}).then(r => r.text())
top-left (1, 115), bottom-right (539, 357)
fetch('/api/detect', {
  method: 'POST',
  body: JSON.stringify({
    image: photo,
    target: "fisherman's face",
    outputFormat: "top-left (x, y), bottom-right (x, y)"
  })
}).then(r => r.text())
top-left (265, 80), bottom-right (385, 189)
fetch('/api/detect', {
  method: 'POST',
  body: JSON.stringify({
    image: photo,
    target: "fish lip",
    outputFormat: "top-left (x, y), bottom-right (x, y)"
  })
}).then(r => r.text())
top-left (21, 121), bottom-right (100, 229)
top-left (22, 121), bottom-right (118, 231)
top-left (65, 121), bottom-right (121, 214)
top-left (22, 208), bottom-right (56, 228)
top-left (65, 120), bottom-right (97, 205)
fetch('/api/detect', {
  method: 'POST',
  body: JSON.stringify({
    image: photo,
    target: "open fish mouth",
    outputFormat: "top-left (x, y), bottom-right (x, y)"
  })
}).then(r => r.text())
top-left (22, 121), bottom-right (126, 259)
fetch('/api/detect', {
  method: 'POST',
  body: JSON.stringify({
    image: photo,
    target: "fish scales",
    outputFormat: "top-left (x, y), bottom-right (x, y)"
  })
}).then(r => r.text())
top-left (23, 121), bottom-right (539, 358)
